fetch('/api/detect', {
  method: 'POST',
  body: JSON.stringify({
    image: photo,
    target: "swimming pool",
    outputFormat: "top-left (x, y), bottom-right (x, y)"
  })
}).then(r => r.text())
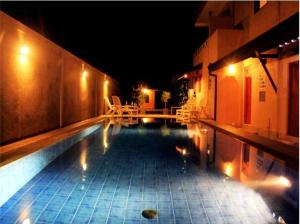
top-left (0, 118), bottom-right (298, 224)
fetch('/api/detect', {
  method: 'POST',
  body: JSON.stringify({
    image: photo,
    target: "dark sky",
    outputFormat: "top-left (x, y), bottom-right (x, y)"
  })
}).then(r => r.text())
top-left (1, 2), bottom-right (207, 100)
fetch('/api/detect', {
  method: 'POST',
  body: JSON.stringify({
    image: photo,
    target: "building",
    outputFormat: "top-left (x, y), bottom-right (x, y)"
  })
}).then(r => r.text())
top-left (140, 88), bottom-right (156, 110)
top-left (189, 1), bottom-right (299, 141)
top-left (180, 1), bottom-right (299, 207)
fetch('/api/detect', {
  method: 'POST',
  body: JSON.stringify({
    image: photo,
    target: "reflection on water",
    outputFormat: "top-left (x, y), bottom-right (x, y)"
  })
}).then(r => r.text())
top-left (105, 118), bottom-right (298, 209)
top-left (181, 122), bottom-right (299, 210)
top-left (0, 118), bottom-right (298, 224)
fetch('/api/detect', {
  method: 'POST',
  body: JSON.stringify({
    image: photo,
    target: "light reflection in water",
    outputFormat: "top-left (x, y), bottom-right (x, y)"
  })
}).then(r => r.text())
top-left (103, 121), bottom-right (111, 151)
top-left (22, 218), bottom-right (31, 224)
top-left (80, 141), bottom-right (88, 171)
top-left (182, 121), bottom-right (298, 209)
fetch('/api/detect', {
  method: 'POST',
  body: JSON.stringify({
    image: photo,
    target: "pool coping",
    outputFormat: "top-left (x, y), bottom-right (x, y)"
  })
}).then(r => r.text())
top-left (0, 114), bottom-right (176, 167)
top-left (0, 116), bottom-right (106, 168)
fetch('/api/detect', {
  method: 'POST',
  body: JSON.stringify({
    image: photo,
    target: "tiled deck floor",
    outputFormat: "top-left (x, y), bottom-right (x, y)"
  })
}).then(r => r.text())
top-left (0, 126), bottom-right (297, 224)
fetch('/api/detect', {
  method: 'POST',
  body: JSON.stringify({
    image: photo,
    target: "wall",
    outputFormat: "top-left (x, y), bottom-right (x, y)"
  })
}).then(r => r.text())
top-left (0, 11), bottom-right (118, 145)
top-left (192, 1), bottom-right (299, 125)
top-left (249, 1), bottom-right (299, 42)
top-left (277, 55), bottom-right (299, 138)
top-left (214, 54), bottom-right (299, 141)
top-left (140, 89), bottom-right (155, 109)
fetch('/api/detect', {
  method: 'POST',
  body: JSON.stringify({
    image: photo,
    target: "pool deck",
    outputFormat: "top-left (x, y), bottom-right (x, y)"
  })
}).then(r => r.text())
top-left (0, 114), bottom-right (298, 170)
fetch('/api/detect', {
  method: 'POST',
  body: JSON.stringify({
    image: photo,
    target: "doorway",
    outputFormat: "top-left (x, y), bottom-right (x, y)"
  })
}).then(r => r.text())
top-left (244, 76), bottom-right (252, 124)
top-left (288, 61), bottom-right (299, 137)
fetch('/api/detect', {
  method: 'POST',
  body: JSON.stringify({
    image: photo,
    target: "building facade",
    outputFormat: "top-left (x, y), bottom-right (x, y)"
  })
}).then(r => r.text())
top-left (183, 1), bottom-right (299, 208)
top-left (191, 1), bottom-right (299, 142)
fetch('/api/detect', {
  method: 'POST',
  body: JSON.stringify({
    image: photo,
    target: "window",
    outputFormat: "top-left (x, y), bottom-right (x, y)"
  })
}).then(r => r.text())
top-left (254, 0), bottom-right (267, 13)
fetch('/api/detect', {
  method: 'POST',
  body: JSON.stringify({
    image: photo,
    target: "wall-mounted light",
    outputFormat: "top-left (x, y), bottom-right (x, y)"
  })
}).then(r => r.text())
top-left (142, 88), bottom-right (149, 94)
top-left (104, 80), bottom-right (109, 85)
top-left (19, 45), bottom-right (30, 64)
top-left (224, 162), bottom-right (233, 177)
top-left (227, 64), bottom-right (236, 75)
top-left (82, 70), bottom-right (88, 78)
top-left (177, 74), bottom-right (188, 81)
top-left (20, 45), bottom-right (29, 56)
top-left (81, 64), bottom-right (88, 78)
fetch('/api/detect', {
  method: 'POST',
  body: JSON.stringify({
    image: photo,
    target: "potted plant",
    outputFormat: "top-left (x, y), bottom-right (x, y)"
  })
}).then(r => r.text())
top-left (161, 91), bottom-right (171, 114)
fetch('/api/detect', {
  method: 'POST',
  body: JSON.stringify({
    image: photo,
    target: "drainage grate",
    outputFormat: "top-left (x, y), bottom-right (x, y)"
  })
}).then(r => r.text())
top-left (142, 209), bottom-right (158, 219)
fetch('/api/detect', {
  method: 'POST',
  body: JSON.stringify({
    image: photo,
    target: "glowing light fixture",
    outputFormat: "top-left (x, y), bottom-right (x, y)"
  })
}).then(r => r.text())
top-left (142, 88), bottom-right (149, 94)
top-left (19, 45), bottom-right (30, 64)
top-left (278, 176), bottom-right (291, 187)
top-left (104, 80), bottom-right (109, 85)
top-left (291, 39), bottom-right (296, 43)
top-left (224, 162), bottom-right (233, 177)
top-left (183, 74), bottom-right (188, 78)
top-left (20, 45), bottom-right (29, 56)
top-left (82, 70), bottom-right (88, 78)
top-left (278, 44), bottom-right (284, 48)
top-left (284, 42), bottom-right (289, 46)
top-left (227, 64), bottom-right (235, 75)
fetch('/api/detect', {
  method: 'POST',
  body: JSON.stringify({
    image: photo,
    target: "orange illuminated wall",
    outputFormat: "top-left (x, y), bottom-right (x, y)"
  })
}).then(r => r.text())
top-left (0, 11), bottom-right (118, 145)
top-left (140, 89), bottom-right (155, 109)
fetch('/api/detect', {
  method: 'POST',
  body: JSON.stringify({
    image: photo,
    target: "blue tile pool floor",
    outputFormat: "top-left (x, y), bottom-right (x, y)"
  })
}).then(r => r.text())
top-left (0, 121), bottom-right (298, 224)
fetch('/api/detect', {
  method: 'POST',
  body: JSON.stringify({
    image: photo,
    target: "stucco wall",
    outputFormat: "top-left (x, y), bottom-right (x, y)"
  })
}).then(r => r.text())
top-left (213, 54), bottom-right (298, 140)
top-left (140, 89), bottom-right (155, 109)
top-left (0, 11), bottom-right (118, 145)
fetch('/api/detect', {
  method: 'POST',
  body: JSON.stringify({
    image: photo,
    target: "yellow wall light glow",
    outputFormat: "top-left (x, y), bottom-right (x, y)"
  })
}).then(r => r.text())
top-left (224, 162), bottom-right (233, 177)
top-left (142, 88), bottom-right (149, 94)
top-left (227, 64), bottom-right (236, 75)
top-left (20, 45), bottom-right (29, 56)
top-left (19, 55), bottom-right (27, 64)
top-left (104, 79), bottom-right (109, 99)
top-left (82, 70), bottom-right (88, 78)
top-left (19, 45), bottom-right (30, 64)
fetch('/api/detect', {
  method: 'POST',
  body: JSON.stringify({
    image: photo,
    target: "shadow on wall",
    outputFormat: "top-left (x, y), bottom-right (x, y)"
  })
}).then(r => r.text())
top-left (0, 11), bottom-right (118, 146)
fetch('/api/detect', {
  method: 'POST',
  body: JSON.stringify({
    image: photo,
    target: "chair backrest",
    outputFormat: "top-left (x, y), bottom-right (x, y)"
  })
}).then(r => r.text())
top-left (112, 96), bottom-right (122, 108)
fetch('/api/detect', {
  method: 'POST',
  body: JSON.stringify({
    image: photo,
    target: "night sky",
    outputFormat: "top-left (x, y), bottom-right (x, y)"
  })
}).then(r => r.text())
top-left (1, 2), bottom-right (208, 101)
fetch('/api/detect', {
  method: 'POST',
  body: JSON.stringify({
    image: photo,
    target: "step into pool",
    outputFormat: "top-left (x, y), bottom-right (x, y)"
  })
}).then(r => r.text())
top-left (0, 118), bottom-right (298, 224)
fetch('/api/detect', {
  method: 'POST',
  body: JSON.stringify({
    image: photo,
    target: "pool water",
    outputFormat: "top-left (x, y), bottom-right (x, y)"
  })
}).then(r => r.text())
top-left (0, 118), bottom-right (298, 224)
